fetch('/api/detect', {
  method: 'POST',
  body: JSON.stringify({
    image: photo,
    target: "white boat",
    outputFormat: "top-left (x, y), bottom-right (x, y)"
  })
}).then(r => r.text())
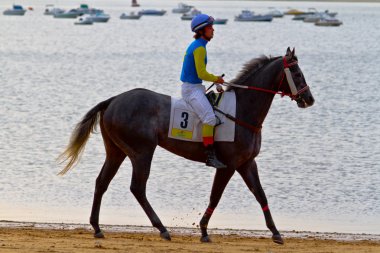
top-left (44, 5), bottom-right (65, 16)
top-left (181, 8), bottom-right (201, 20)
top-left (172, 3), bottom-right (193, 14)
top-left (120, 12), bottom-right (142, 20)
top-left (235, 10), bottom-right (273, 22)
top-left (138, 9), bottom-right (166, 16)
top-left (303, 13), bottom-right (329, 23)
top-left (213, 18), bottom-right (228, 25)
top-left (90, 12), bottom-right (110, 22)
top-left (265, 8), bottom-right (283, 18)
top-left (3, 5), bottom-right (26, 16)
top-left (77, 4), bottom-right (103, 15)
top-left (74, 15), bottom-right (93, 25)
top-left (54, 9), bottom-right (80, 19)
top-left (315, 16), bottom-right (342, 26)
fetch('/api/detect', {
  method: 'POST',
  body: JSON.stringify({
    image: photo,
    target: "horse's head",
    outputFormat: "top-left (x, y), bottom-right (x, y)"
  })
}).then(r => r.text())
top-left (280, 47), bottom-right (314, 108)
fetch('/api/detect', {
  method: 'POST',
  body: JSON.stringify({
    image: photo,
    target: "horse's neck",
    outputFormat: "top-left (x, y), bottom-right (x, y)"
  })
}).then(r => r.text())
top-left (235, 59), bottom-right (283, 127)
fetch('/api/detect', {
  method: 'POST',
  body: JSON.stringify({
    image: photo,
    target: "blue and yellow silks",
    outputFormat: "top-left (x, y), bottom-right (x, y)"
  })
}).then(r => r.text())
top-left (180, 38), bottom-right (218, 84)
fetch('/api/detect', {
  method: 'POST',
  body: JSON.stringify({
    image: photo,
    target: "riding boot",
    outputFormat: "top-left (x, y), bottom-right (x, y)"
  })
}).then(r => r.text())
top-left (205, 145), bottom-right (227, 169)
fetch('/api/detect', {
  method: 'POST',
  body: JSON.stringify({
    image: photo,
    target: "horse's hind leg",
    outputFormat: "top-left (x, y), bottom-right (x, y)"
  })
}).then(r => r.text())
top-left (129, 150), bottom-right (171, 240)
top-left (89, 136), bottom-right (126, 238)
top-left (237, 159), bottom-right (284, 244)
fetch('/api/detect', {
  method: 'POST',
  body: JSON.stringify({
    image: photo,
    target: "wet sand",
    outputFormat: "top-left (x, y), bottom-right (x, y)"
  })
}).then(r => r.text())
top-left (0, 223), bottom-right (379, 253)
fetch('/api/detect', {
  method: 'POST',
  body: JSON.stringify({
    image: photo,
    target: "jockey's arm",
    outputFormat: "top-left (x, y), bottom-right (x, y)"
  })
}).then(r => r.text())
top-left (193, 47), bottom-right (218, 83)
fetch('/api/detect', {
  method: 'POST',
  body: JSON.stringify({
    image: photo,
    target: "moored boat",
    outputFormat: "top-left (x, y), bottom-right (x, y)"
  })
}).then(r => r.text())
top-left (213, 18), bottom-right (228, 25)
top-left (284, 9), bottom-right (305, 15)
top-left (315, 17), bottom-right (342, 26)
top-left (120, 12), bottom-right (142, 20)
top-left (138, 9), bottom-right (166, 16)
top-left (181, 8), bottom-right (201, 20)
top-left (74, 14), bottom-right (93, 25)
top-left (90, 12), bottom-right (110, 22)
top-left (172, 3), bottom-right (193, 14)
top-left (131, 0), bottom-right (140, 7)
top-left (235, 10), bottom-right (273, 22)
top-left (265, 8), bottom-right (283, 18)
top-left (3, 5), bottom-right (26, 16)
top-left (54, 9), bottom-right (80, 19)
top-left (44, 5), bottom-right (65, 15)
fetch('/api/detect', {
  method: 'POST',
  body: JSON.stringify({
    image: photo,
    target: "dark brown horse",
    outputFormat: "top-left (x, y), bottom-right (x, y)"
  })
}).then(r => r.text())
top-left (59, 48), bottom-right (314, 244)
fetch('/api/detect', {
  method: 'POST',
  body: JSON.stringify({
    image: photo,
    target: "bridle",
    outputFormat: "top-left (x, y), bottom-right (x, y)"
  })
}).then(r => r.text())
top-left (222, 56), bottom-right (309, 100)
top-left (213, 56), bottom-right (310, 133)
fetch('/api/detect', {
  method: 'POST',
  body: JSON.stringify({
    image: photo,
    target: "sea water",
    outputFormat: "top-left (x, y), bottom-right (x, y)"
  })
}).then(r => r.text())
top-left (0, 0), bottom-right (379, 234)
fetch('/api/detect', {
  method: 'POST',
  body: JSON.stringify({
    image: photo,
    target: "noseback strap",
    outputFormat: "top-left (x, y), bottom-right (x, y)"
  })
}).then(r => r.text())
top-left (283, 57), bottom-right (299, 96)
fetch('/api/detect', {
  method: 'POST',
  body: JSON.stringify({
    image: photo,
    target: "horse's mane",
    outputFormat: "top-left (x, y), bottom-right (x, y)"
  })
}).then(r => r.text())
top-left (226, 55), bottom-right (281, 91)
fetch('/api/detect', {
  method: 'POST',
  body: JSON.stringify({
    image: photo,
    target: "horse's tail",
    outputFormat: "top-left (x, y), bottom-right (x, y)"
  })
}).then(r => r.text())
top-left (57, 96), bottom-right (115, 175)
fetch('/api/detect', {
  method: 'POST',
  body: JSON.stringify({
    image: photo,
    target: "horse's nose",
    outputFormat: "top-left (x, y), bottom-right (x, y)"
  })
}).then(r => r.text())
top-left (308, 95), bottom-right (315, 106)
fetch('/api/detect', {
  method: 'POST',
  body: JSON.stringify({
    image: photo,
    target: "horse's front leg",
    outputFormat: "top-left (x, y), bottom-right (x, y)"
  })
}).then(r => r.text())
top-left (237, 159), bottom-right (284, 244)
top-left (200, 168), bottom-right (235, 242)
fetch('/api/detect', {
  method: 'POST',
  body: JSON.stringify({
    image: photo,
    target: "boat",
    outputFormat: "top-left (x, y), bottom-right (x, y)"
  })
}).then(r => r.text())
top-left (44, 5), bottom-right (65, 15)
top-left (284, 9), bottom-right (306, 15)
top-left (181, 8), bottom-right (201, 20)
top-left (315, 16), bottom-right (342, 26)
top-left (120, 12), bottom-right (140, 20)
top-left (74, 14), bottom-right (93, 25)
top-left (131, 0), bottom-right (140, 7)
top-left (138, 9), bottom-right (166, 16)
top-left (90, 12), bottom-right (110, 22)
top-left (120, 12), bottom-right (142, 20)
top-left (265, 8), bottom-right (284, 18)
top-left (235, 10), bottom-right (273, 22)
top-left (77, 4), bottom-right (103, 15)
top-left (296, 9), bottom-right (338, 22)
top-left (54, 9), bottom-right (80, 18)
top-left (213, 18), bottom-right (228, 25)
top-left (3, 5), bottom-right (26, 16)
top-left (172, 3), bottom-right (193, 14)
top-left (303, 12), bottom-right (329, 23)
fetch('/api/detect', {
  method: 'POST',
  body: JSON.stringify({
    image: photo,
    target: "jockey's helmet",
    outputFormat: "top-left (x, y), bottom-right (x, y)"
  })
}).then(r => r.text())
top-left (191, 14), bottom-right (214, 32)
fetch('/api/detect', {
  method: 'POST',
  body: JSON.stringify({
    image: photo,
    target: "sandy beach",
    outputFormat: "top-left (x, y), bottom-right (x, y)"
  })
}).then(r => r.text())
top-left (0, 222), bottom-right (379, 253)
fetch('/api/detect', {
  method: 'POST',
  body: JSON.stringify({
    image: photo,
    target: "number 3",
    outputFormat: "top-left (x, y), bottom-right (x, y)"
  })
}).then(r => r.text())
top-left (180, 112), bottom-right (189, 128)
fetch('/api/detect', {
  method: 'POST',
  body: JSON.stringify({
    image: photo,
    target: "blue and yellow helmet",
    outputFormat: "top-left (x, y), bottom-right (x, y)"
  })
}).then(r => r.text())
top-left (191, 14), bottom-right (214, 32)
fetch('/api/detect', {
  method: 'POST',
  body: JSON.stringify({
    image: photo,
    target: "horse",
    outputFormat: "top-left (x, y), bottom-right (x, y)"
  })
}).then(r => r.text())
top-left (58, 48), bottom-right (314, 244)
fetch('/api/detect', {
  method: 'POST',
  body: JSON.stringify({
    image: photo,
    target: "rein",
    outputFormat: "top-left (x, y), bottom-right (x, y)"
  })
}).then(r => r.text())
top-left (222, 57), bottom-right (309, 100)
top-left (214, 56), bottom-right (309, 133)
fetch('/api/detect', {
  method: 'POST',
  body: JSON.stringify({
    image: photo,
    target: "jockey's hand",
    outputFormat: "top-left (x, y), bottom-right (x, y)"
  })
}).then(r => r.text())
top-left (215, 76), bottom-right (224, 84)
top-left (216, 84), bottom-right (224, 93)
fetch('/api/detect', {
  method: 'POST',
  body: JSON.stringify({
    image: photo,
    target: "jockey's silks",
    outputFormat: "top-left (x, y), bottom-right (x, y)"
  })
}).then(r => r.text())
top-left (180, 38), bottom-right (218, 84)
top-left (202, 124), bottom-right (214, 146)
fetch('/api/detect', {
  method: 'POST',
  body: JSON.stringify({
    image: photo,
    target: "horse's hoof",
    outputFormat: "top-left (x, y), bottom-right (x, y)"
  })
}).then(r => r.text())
top-left (160, 231), bottom-right (171, 241)
top-left (94, 231), bottom-right (105, 238)
top-left (200, 235), bottom-right (212, 243)
top-left (272, 234), bottom-right (284, 244)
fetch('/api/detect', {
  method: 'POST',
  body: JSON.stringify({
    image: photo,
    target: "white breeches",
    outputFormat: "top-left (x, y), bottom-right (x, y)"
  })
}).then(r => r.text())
top-left (181, 82), bottom-right (216, 126)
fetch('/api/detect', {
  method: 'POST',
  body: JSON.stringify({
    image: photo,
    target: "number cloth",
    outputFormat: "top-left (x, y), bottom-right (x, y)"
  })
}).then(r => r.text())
top-left (168, 91), bottom-right (236, 143)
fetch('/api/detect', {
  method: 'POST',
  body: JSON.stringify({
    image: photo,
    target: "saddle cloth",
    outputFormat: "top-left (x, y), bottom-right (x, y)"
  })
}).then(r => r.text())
top-left (168, 90), bottom-right (236, 142)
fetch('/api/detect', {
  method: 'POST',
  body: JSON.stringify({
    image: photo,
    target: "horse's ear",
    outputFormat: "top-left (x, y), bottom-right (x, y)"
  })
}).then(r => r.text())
top-left (286, 47), bottom-right (291, 56)
top-left (291, 48), bottom-right (296, 58)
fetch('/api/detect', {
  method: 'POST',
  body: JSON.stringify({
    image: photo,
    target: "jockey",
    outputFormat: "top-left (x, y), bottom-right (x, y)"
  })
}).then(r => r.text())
top-left (180, 14), bottom-right (227, 169)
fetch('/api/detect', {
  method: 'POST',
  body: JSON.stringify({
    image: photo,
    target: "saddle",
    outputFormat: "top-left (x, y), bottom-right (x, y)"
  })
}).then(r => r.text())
top-left (168, 90), bottom-right (236, 142)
